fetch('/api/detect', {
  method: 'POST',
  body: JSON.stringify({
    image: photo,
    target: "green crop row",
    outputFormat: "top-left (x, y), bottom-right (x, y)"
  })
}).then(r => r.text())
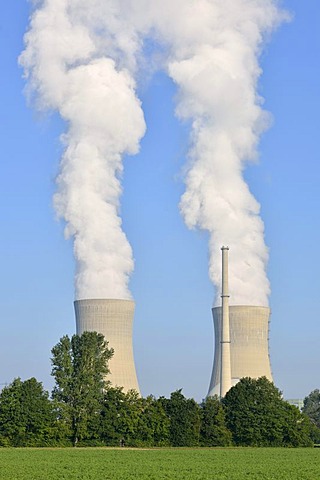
top-left (0, 447), bottom-right (319, 480)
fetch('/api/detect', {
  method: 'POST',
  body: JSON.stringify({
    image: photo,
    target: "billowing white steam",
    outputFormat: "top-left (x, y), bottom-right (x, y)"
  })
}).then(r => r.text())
top-left (20, 1), bottom-right (146, 299)
top-left (153, 1), bottom-right (287, 306)
top-left (21, 1), bottom-right (286, 304)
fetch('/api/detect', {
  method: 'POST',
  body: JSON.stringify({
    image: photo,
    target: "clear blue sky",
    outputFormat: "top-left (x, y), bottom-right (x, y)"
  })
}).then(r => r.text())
top-left (0, 1), bottom-right (319, 401)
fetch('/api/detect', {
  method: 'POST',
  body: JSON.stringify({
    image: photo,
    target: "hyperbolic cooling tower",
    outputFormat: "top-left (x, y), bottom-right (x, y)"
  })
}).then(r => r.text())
top-left (207, 305), bottom-right (273, 397)
top-left (74, 299), bottom-right (140, 394)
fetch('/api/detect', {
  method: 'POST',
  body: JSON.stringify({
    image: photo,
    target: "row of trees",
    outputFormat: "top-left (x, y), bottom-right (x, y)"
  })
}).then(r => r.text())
top-left (0, 332), bottom-right (319, 447)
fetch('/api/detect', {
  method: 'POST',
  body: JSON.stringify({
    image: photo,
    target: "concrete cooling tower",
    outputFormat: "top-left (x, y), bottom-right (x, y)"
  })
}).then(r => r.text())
top-left (207, 305), bottom-right (273, 397)
top-left (74, 299), bottom-right (140, 394)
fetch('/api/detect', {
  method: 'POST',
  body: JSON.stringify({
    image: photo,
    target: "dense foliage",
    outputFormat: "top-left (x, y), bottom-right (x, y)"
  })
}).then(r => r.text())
top-left (200, 395), bottom-right (232, 446)
top-left (159, 389), bottom-right (201, 446)
top-left (223, 377), bottom-right (314, 447)
top-left (302, 389), bottom-right (320, 429)
top-left (302, 389), bottom-right (320, 443)
top-left (51, 332), bottom-right (113, 445)
top-left (0, 378), bottom-right (55, 446)
top-left (0, 333), bottom-right (319, 448)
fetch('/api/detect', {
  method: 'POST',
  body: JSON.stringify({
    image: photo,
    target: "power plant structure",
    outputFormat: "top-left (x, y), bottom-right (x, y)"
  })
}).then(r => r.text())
top-left (219, 246), bottom-right (232, 398)
top-left (74, 298), bottom-right (140, 394)
top-left (207, 247), bottom-right (273, 398)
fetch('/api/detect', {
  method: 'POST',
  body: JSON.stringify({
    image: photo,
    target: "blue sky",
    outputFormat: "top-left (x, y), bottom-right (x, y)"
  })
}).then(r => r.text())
top-left (0, 1), bottom-right (319, 401)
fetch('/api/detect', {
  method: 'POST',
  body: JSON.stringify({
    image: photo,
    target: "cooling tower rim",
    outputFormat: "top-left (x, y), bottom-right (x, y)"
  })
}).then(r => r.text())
top-left (74, 298), bottom-right (134, 302)
top-left (212, 304), bottom-right (270, 311)
top-left (74, 298), bottom-right (134, 304)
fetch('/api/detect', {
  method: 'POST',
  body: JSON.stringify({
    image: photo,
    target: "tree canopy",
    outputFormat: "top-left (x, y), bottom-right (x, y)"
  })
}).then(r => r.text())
top-left (223, 377), bottom-right (313, 447)
top-left (98, 389), bottom-right (170, 447)
top-left (302, 389), bottom-right (320, 429)
top-left (51, 331), bottom-right (114, 445)
top-left (0, 377), bottom-right (54, 446)
top-left (0, 331), bottom-right (318, 448)
top-left (200, 395), bottom-right (232, 446)
top-left (302, 389), bottom-right (320, 443)
top-left (160, 389), bottom-right (201, 446)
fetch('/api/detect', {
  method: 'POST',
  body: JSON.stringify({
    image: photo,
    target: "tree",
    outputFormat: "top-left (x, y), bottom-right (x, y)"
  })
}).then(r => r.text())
top-left (98, 386), bottom-right (129, 445)
top-left (0, 378), bottom-right (54, 446)
top-left (223, 377), bottom-right (314, 447)
top-left (135, 395), bottom-right (170, 447)
top-left (200, 395), bottom-right (232, 446)
top-left (99, 388), bottom-right (142, 446)
top-left (160, 389), bottom-right (201, 446)
top-left (302, 389), bottom-right (320, 443)
top-left (302, 389), bottom-right (320, 429)
top-left (98, 388), bottom-right (170, 447)
top-left (51, 331), bottom-right (113, 446)
top-left (281, 402), bottom-right (314, 447)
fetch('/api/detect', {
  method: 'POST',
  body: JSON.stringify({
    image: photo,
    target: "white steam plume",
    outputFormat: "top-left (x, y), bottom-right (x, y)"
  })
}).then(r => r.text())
top-left (151, 0), bottom-right (287, 305)
top-left (21, 0), bottom-right (287, 305)
top-left (20, 0), bottom-right (146, 299)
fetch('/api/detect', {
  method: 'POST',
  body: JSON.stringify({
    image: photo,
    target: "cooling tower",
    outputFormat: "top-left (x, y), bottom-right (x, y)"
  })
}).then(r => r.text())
top-left (207, 305), bottom-right (273, 397)
top-left (74, 299), bottom-right (140, 394)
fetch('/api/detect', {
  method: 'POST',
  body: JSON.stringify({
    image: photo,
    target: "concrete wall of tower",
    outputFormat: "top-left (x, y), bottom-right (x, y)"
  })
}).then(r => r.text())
top-left (74, 298), bottom-right (140, 394)
top-left (208, 305), bottom-right (273, 397)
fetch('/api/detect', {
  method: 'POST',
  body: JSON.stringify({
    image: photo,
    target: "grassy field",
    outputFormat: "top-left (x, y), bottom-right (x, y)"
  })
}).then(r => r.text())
top-left (0, 447), bottom-right (319, 480)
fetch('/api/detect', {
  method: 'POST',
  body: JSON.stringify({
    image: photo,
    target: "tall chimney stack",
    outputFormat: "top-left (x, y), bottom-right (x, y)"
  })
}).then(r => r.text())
top-left (220, 246), bottom-right (232, 398)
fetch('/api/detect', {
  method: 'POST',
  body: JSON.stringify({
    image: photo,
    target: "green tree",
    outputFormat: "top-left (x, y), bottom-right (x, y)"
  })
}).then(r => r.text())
top-left (161, 390), bottom-right (201, 446)
top-left (302, 389), bottom-right (320, 443)
top-left (98, 386), bottom-right (129, 445)
top-left (99, 389), bottom-right (170, 447)
top-left (200, 395), bottom-right (232, 446)
top-left (99, 387), bottom-right (142, 446)
top-left (111, 389), bottom-right (142, 446)
top-left (51, 331), bottom-right (113, 446)
top-left (223, 377), bottom-right (313, 447)
top-left (302, 389), bottom-right (320, 429)
top-left (281, 402), bottom-right (314, 447)
top-left (0, 378), bottom-right (54, 446)
top-left (135, 395), bottom-right (170, 447)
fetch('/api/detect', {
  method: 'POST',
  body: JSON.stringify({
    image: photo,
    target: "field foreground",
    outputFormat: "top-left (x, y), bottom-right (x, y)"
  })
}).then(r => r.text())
top-left (0, 447), bottom-right (319, 479)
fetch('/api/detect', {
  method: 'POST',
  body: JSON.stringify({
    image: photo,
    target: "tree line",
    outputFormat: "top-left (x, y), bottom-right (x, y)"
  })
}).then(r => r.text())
top-left (0, 332), bottom-right (319, 447)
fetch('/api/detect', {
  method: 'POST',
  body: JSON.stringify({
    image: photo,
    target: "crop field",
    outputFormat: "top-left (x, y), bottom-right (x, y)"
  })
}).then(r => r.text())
top-left (0, 447), bottom-right (319, 480)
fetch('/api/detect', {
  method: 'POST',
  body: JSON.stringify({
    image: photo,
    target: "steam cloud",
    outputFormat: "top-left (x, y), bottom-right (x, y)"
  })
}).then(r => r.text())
top-left (20, 1), bottom-right (146, 299)
top-left (21, 1), bottom-right (286, 304)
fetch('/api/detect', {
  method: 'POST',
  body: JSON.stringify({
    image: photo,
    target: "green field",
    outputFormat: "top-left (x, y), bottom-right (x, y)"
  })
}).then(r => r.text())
top-left (0, 448), bottom-right (319, 479)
